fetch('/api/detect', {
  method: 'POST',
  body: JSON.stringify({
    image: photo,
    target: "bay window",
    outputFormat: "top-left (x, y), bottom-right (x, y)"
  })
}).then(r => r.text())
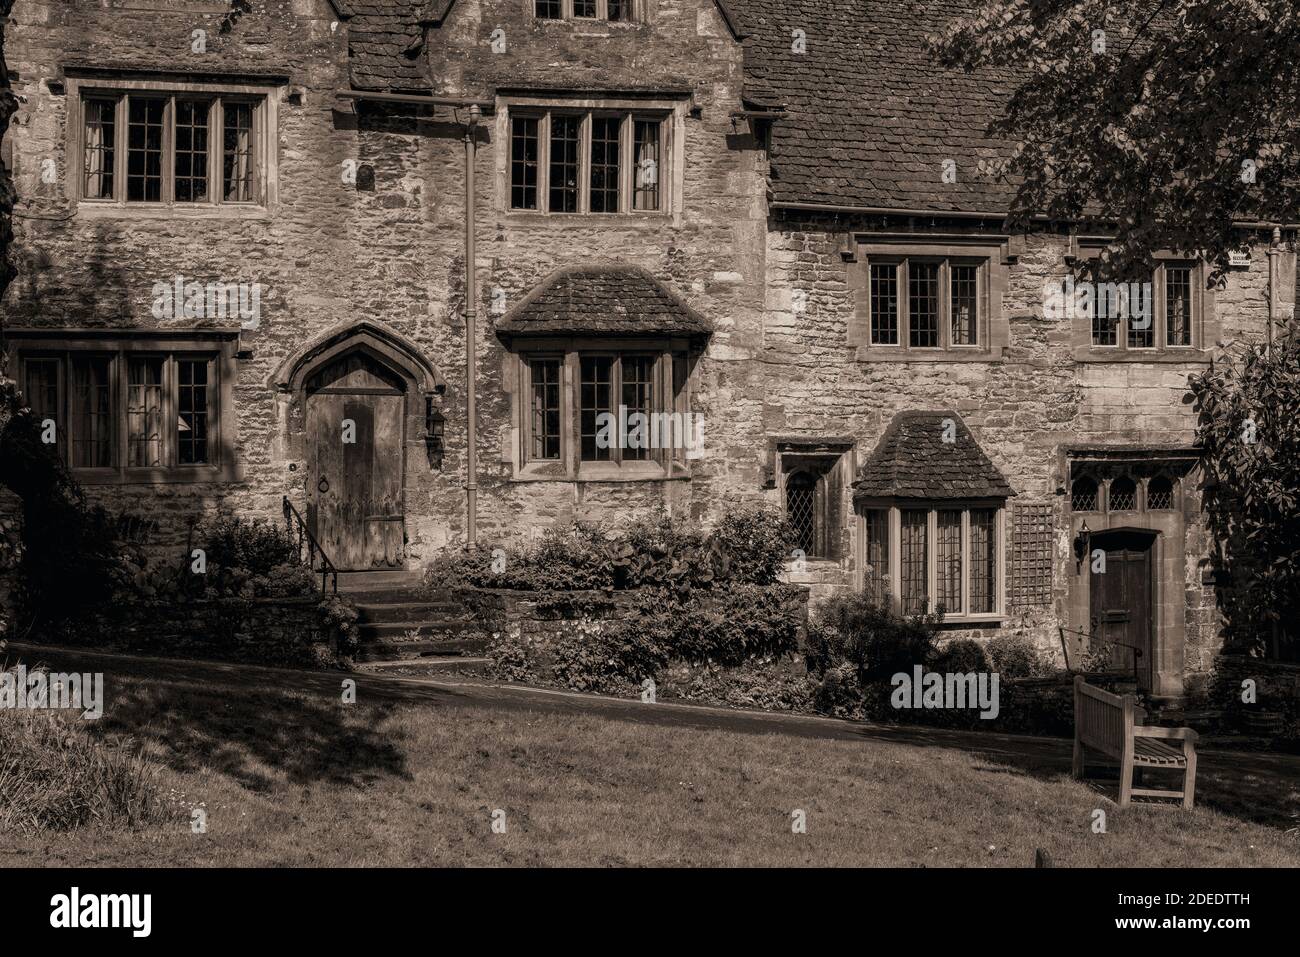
top-left (515, 344), bottom-right (695, 480)
top-left (859, 503), bottom-right (1006, 620)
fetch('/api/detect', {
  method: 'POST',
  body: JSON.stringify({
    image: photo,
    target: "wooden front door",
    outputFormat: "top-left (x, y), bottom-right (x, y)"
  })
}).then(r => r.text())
top-left (1089, 531), bottom-right (1154, 689)
top-left (305, 352), bottom-right (406, 570)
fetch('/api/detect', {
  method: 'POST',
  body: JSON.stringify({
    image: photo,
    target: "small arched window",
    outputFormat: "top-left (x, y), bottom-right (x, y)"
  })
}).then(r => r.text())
top-left (1071, 476), bottom-right (1099, 511)
top-left (1109, 476), bottom-right (1137, 511)
top-left (1147, 475), bottom-right (1175, 510)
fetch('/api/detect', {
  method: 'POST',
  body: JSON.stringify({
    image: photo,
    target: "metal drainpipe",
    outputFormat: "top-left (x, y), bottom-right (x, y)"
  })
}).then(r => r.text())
top-left (464, 104), bottom-right (480, 548)
top-left (1267, 225), bottom-right (1281, 356)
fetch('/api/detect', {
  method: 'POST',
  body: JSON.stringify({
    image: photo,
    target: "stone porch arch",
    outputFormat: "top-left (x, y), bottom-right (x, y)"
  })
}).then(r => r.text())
top-left (269, 321), bottom-right (446, 514)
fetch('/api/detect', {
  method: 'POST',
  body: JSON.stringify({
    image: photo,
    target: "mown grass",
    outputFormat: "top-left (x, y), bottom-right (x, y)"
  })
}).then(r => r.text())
top-left (2, 665), bottom-right (1297, 867)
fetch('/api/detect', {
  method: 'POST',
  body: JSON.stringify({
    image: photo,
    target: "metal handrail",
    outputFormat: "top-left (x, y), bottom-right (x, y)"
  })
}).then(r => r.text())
top-left (282, 496), bottom-right (339, 595)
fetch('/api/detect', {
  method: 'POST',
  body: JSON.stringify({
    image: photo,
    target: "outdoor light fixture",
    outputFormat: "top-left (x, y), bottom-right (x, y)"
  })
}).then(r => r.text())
top-left (1073, 520), bottom-right (1091, 566)
top-left (423, 398), bottom-right (445, 470)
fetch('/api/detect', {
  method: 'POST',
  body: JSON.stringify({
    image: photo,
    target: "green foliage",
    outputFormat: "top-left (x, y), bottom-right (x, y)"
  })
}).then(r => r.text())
top-left (986, 633), bottom-right (1051, 678)
top-left (1190, 323), bottom-right (1300, 657)
top-left (933, 638), bottom-right (992, 675)
top-left (806, 592), bottom-right (945, 686)
top-left (0, 685), bottom-right (174, 833)
top-left (931, 0), bottom-right (1300, 275)
top-left (0, 375), bottom-right (135, 635)
top-left (551, 628), bottom-right (668, 696)
top-left (427, 505), bottom-right (797, 595)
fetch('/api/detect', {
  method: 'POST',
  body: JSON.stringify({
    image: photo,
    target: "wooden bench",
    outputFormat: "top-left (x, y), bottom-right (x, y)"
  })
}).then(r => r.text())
top-left (1072, 675), bottom-right (1198, 809)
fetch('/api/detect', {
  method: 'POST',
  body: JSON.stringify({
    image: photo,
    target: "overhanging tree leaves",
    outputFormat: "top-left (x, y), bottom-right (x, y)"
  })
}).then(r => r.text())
top-left (1188, 324), bottom-right (1300, 656)
top-left (932, 0), bottom-right (1300, 275)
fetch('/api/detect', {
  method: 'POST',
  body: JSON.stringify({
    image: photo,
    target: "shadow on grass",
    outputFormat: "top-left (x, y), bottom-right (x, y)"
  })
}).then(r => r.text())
top-left (90, 671), bottom-right (414, 793)
top-left (845, 721), bottom-right (1300, 830)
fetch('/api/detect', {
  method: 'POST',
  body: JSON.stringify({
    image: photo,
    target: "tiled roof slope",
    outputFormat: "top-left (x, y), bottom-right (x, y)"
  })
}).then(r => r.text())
top-left (349, 1), bottom-right (429, 89)
top-left (732, 0), bottom-right (1021, 212)
top-left (495, 266), bottom-right (713, 337)
top-left (853, 411), bottom-right (1015, 501)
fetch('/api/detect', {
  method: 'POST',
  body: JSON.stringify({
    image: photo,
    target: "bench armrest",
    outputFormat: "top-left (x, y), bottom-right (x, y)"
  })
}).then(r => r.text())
top-left (1133, 725), bottom-right (1199, 744)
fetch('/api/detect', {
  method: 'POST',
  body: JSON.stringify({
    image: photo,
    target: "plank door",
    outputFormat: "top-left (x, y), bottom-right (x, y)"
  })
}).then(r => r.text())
top-left (305, 354), bottom-right (406, 570)
top-left (1089, 532), bottom-right (1154, 689)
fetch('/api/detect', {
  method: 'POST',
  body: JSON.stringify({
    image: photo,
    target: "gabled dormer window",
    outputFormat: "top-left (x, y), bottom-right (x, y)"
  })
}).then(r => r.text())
top-left (536, 0), bottom-right (632, 21)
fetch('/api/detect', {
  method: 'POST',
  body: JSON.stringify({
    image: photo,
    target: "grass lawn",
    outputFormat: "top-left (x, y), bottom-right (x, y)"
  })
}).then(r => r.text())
top-left (3, 664), bottom-right (1299, 867)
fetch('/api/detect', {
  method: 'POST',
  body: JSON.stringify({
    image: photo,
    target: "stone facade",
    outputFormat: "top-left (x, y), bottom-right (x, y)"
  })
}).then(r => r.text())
top-left (2, 0), bottom-right (1296, 701)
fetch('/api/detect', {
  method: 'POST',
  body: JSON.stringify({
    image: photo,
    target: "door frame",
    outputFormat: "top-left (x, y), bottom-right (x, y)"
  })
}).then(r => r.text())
top-left (1087, 527), bottom-right (1157, 690)
top-left (274, 323), bottom-right (443, 573)
top-left (305, 375), bottom-right (408, 571)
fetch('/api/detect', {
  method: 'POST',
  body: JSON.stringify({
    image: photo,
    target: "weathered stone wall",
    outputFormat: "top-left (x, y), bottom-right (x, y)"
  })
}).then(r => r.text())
top-left (765, 210), bottom-right (1296, 685)
top-left (4, 0), bottom-right (764, 566)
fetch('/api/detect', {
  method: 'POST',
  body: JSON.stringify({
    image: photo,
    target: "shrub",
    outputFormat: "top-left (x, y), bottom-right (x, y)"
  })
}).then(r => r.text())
top-left (426, 506), bottom-right (797, 595)
top-left (0, 685), bottom-right (174, 833)
top-left (486, 633), bottom-right (541, 683)
top-left (657, 659), bottom-right (815, 712)
top-left (932, 638), bottom-right (992, 674)
top-left (807, 592), bottom-right (944, 685)
top-left (551, 628), bottom-right (668, 696)
top-left (986, 633), bottom-right (1050, 678)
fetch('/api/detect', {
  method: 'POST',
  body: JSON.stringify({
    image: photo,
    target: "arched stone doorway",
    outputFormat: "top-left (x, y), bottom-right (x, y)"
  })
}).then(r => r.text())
top-left (271, 322), bottom-right (444, 571)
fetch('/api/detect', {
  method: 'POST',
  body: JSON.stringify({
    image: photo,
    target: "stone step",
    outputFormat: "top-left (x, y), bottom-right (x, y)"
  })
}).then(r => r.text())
top-left (354, 657), bottom-right (490, 676)
top-left (355, 601), bottom-right (467, 623)
top-left (337, 570), bottom-right (424, 592)
top-left (355, 637), bottom-right (489, 662)
top-left (358, 620), bottom-right (478, 640)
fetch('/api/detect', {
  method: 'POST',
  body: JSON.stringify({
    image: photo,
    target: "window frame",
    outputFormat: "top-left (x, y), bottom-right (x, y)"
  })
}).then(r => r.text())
top-left (849, 238), bottom-right (1010, 361)
top-left (514, 337), bottom-right (696, 482)
top-left (1071, 249), bottom-right (1216, 361)
top-left (67, 76), bottom-right (278, 218)
top-left (866, 256), bottom-right (988, 351)
top-left (534, 0), bottom-right (636, 22)
top-left (11, 332), bottom-right (241, 485)
top-left (857, 501), bottom-right (1007, 623)
top-left (500, 97), bottom-right (682, 219)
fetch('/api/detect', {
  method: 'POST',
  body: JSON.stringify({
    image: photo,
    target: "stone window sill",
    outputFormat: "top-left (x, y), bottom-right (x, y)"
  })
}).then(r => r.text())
top-left (77, 202), bottom-right (271, 221)
top-left (512, 460), bottom-right (692, 483)
top-left (72, 464), bottom-right (244, 485)
top-left (856, 345), bottom-right (1005, 363)
top-left (1072, 346), bottom-right (1211, 364)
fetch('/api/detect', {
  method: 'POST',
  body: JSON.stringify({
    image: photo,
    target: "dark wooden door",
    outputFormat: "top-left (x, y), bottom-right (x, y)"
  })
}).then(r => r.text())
top-left (1089, 532), bottom-right (1154, 689)
top-left (305, 353), bottom-right (405, 570)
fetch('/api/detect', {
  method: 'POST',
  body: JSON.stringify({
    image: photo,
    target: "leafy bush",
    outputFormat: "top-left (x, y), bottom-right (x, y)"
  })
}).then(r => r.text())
top-left (986, 633), bottom-right (1051, 678)
top-left (1189, 321), bottom-right (1300, 657)
top-left (551, 627), bottom-right (668, 695)
top-left (933, 638), bottom-right (992, 674)
top-left (806, 592), bottom-right (944, 685)
top-left (657, 659), bottom-right (815, 712)
top-left (426, 505), bottom-right (797, 596)
top-left (0, 683), bottom-right (174, 833)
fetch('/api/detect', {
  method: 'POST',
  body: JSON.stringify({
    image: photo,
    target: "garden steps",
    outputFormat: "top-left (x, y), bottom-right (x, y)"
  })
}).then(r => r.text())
top-left (358, 620), bottom-right (477, 639)
top-left (355, 637), bottom-right (489, 662)
top-left (353, 657), bottom-right (491, 676)
top-left (355, 601), bottom-right (468, 624)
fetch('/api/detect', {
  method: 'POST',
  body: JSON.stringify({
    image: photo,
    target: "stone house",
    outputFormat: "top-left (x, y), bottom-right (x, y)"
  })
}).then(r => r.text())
top-left (2, 0), bottom-right (1294, 702)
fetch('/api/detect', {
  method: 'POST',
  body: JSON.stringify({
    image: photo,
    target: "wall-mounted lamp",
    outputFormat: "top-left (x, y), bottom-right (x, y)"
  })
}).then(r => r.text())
top-left (1072, 520), bottom-right (1091, 567)
top-left (423, 398), bottom-right (445, 470)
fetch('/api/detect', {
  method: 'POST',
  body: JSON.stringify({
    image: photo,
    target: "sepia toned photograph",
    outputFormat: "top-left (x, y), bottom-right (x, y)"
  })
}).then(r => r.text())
top-left (0, 0), bottom-right (1294, 934)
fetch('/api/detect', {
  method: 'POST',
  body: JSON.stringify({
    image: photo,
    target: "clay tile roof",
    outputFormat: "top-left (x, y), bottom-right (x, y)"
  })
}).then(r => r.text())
top-left (348, 1), bottom-right (430, 90)
top-left (853, 411), bottom-right (1015, 502)
top-left (494, 266), bottom-right (713, 338)
top-left (731, 0), bottom-right (1021, 213)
